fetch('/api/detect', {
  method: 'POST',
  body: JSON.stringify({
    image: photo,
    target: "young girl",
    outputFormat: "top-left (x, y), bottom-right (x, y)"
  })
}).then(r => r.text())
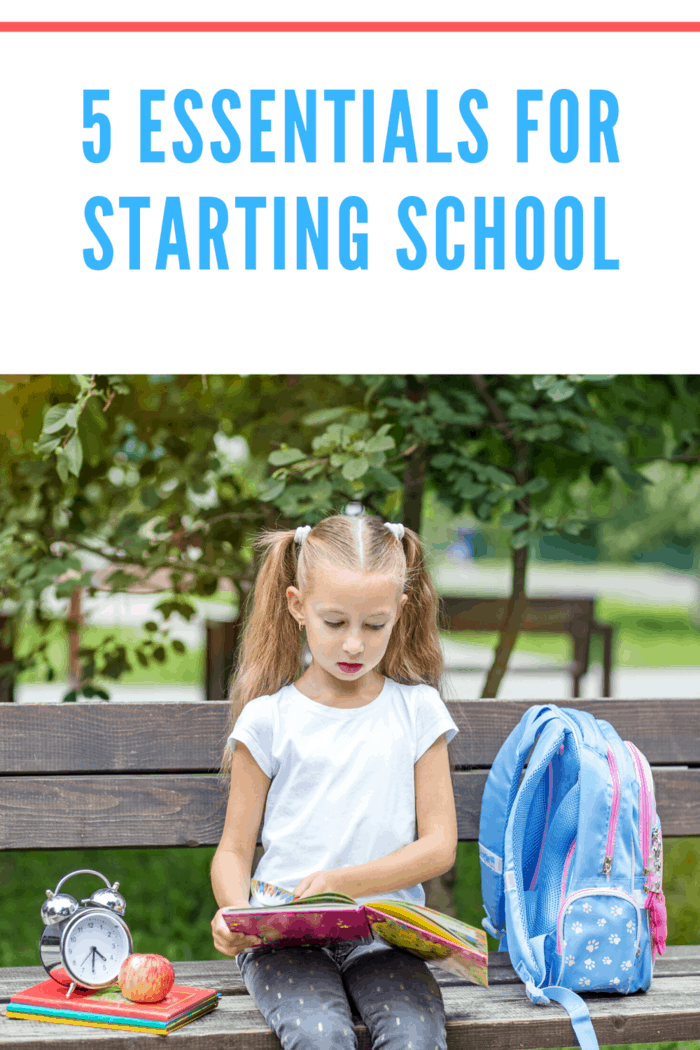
top-left (210, 514), bottom-right (459, 1049)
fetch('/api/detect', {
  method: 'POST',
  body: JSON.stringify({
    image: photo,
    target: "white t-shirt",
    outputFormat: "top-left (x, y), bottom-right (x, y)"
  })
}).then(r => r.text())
top-left (228, 677), bottom-right (458, 908)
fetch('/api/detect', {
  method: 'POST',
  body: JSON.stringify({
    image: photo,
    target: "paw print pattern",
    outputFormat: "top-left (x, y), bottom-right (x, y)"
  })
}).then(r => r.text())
top-left (602, 956), bottom-right (612, 965)
top-left (579, 977), bottom-right (591, 986)
top-left (610, 905), bottom-right (623, 916)
top-left (584, 958), bottom-right (595, 970)
top-left (581, 902), bottom-right (592, 913)
top-left (609, 934), bottom-right (621, 945)
top-left (565, 955), bottom-right (575, 967)
top-left (572, 922), bottom-right (583, 934)
top-left (586, 940), bottom-right (599, 953)
top-left (620, 960), bottom-right (632, 971)
top-left (609, 976), bottom-right (620, 986)
top-left (626, 920), bottom-right (636, 933)
top-left (597, 918), bottom-right (607, 927)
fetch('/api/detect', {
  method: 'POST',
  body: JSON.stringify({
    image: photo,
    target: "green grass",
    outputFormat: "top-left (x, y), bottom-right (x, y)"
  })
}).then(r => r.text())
top-left (0, 847), bottom-right (219, 968)
top-left (445, 597), bottom-right (700, 668)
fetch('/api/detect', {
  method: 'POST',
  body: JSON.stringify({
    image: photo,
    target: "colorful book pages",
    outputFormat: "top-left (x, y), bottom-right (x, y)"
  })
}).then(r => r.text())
top-left (8, 977), bottom-right (220, 1032)
top-left (363, 908), bottom-right (488, 986)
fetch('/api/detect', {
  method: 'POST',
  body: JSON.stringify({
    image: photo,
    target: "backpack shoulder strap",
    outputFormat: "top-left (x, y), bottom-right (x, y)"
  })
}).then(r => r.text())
top-left (479, 704), bottom-right (576, 939)
top-left (541, 987), bottom-right (601, 1050)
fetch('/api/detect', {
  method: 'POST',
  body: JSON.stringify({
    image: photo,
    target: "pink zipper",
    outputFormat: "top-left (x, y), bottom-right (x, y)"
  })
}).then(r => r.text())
top-left (603, 746), bottom-right (621, 876)
top-left (626, 741), bottom-right (667, 960)
top-left (625, 741), bottom-right (651, 871)
top-left (556, 837), bottom-right (577, 952)
top-left (529, 762), bottom-right (553, 890)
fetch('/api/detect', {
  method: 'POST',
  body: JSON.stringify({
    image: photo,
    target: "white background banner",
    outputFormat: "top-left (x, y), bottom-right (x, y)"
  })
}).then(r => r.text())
top-left (1, 6), bottom-right (698, 366)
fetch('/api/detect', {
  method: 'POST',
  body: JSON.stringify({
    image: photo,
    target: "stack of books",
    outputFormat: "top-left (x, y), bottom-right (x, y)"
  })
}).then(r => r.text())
top-left (7, 977), bottom-right (220, 1035)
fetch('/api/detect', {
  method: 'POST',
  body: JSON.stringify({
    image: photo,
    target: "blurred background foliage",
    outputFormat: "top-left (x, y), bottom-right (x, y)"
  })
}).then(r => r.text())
top-left (4, 372), bottom-right (700, 698)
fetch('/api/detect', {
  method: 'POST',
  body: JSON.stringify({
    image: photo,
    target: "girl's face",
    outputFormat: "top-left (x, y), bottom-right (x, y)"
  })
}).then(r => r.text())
top-left (287, 565), bottom-right (407, 686)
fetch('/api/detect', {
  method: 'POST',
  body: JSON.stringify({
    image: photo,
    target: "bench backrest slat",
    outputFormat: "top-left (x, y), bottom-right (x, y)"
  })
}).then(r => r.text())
top-left (1, 700), bottom-right (698, 773)
top-left (440, 596), bottom-right (594, 633)
top-left (2, 768), bottom-right (699, 851)
top-left (2, 700), bottom-right (698, 852)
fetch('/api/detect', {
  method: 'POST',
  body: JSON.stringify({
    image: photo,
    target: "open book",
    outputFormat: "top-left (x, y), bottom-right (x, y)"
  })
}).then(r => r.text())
top-left (221, 890), bottom-right (487, 987)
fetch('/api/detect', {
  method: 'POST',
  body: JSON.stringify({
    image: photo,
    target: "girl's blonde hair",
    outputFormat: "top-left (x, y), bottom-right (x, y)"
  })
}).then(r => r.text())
top-left (221, 514), bottom-right (443, 772)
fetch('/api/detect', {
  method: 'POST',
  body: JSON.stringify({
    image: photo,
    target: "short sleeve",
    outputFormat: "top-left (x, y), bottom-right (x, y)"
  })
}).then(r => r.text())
top-left (413, 686), bottom-right (459, 762)
top-left (227, 696), bottom-right (275, 778)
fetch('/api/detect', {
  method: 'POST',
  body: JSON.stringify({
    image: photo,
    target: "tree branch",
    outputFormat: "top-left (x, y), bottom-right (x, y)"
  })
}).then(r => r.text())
top-left (469, 375), bottom-right (518, 446)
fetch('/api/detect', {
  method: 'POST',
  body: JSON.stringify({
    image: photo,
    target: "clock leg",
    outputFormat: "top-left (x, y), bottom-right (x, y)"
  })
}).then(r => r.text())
top-left (66, 981), bottom-right (77, 999)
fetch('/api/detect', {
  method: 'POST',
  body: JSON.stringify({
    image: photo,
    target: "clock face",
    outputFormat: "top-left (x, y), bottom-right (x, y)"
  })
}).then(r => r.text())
top-left (61, 910), bottom-right (132, 986)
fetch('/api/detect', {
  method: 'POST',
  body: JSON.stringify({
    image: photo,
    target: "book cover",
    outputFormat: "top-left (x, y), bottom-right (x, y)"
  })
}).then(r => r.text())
top-left (223, 902), bottom-right (370, 945)
top-left (9, 977), bottom-right (219, 1023)
top-left (222, 891), bottom-right (488, 986)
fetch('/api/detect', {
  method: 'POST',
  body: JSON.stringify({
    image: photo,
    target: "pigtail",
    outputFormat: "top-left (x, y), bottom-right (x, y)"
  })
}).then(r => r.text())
top-left (380, 527), bottom-right (443, 689)
top-left (221, 529), bottom-right (303, 775)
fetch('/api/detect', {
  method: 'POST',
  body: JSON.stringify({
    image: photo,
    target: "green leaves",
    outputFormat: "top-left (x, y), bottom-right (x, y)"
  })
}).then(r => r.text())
top-left (341, 457), bottom-right (369, 481)
top-left (302, 407), bottom-right (350, 426)
top-left (268, 447), bottom-right (306, 466)
top-left (259, 479), bottom-right (286, 502)
top-left (263, 411), bottom-right (401, 518)
top-left (499, 512), bottom-right (529, 531)
top-left (364, 433), bottom-right (395, 454)
top-left (370, 466), bottom-right (403, 491)
top-left (64, 433), bottom-right (83, 476)
top-left (155, 599), bottom-right (197, 622)
top-left (43, 403), bottom-right (76, 434)
top-left (524, 477), bottom-right (549, 494)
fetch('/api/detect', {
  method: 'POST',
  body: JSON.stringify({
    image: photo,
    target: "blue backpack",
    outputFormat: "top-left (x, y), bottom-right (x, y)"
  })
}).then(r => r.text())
top-left (479, 704), bottom-right (667, 1050)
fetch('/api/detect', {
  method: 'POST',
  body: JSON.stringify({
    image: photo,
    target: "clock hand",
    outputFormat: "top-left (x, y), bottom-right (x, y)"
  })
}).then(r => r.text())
top-left (81, 948), bottom-right (93, 967)
top-left (94, 948), bottom-right (107, 962)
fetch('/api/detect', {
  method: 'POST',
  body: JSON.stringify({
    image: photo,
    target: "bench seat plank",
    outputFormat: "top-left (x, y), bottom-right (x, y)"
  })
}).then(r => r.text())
top-left (3, 769), bottom-right (700, 850)
top-left (2, 700), bottom-right (699, 774)
top-left (2, 971), bottom-right (699, 1049)
top-left (1, 949), bottom-right (698, 1003)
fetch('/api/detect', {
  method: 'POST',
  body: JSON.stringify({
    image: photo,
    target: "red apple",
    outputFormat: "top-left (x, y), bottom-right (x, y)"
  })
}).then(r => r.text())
top-left (118, 953), bottom-right (175, 1003)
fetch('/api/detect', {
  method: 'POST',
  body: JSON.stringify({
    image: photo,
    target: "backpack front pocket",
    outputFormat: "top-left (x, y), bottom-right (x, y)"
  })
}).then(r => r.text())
top-left (555, 888), bottom-right (642, 992)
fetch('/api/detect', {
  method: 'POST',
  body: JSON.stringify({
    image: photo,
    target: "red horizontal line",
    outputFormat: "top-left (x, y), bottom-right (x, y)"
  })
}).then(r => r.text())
top-left (0, 22), bottom-right (699, 33)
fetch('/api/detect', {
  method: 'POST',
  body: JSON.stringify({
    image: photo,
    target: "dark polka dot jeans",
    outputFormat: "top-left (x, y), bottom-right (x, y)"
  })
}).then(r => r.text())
top-left (237, 937), bottom-right (447, 1049)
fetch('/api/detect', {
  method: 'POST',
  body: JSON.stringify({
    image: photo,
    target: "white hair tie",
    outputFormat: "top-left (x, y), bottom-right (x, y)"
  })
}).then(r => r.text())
top-left (384, 522), bottom-right (405, 542)
top-left (294, 525), bottom-right (312, 546)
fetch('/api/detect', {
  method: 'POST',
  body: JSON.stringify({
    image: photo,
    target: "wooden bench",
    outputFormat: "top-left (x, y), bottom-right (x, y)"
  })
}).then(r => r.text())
top-left (440, 597), bottom-right (615, 697)
top-left (1, 698), bottom-right (698, 1048)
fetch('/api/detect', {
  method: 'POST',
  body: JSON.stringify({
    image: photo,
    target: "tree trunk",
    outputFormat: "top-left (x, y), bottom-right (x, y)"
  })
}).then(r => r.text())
top-left (67, 588), bottom-right (83, 691)
top-left (401, 376), bottom-right (429, 533)
top-left (0, 614), bottom-right (14, 702)
top-left (481, 543), bottom-right (530, 698)
top-left (402, 444), bottom-right (427, 533)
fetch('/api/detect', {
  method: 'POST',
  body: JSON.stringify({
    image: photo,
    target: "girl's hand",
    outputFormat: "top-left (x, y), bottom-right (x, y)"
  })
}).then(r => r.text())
top-left (211, 905), bottom-right (263, 957)
top-left (292, 870), bottom-right (345, 901)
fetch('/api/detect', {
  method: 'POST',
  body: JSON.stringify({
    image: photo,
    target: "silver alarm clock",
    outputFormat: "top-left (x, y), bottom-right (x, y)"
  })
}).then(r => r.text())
top-left (39, 868), bottom-right (133, 998)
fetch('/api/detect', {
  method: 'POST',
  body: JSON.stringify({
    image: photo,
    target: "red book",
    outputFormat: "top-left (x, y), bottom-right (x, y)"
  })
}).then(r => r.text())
top-left (8, 976), bottom-right (219, 1027)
